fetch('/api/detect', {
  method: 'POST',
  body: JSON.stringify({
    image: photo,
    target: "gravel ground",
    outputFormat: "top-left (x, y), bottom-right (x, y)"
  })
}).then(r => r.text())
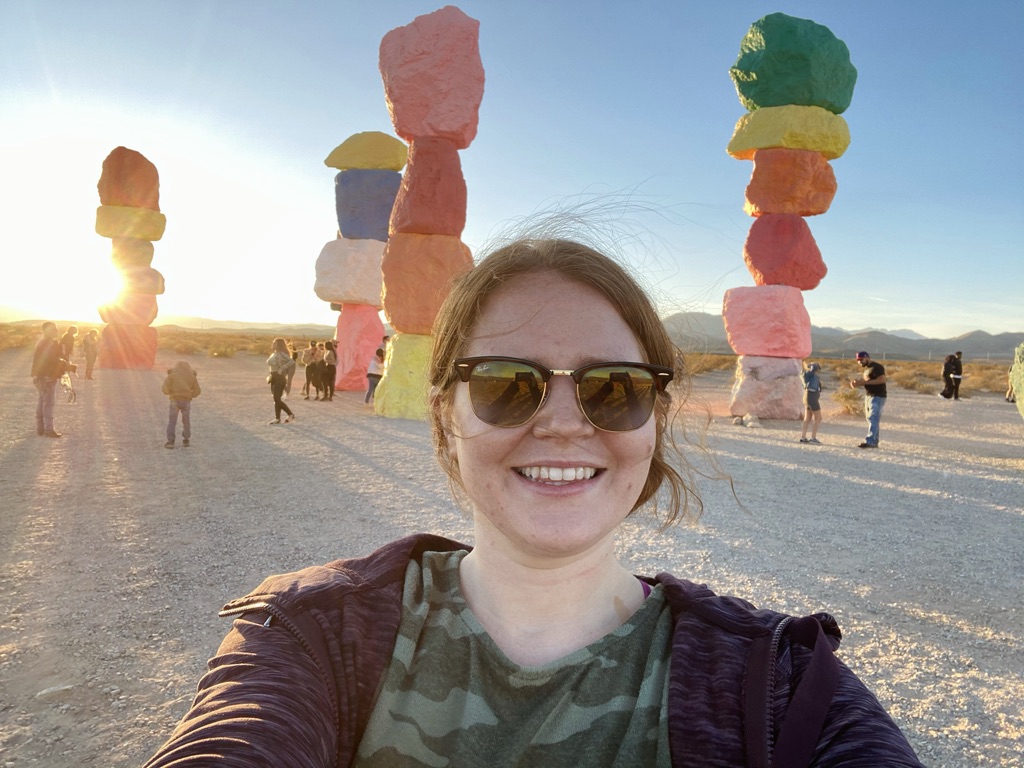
top-left (1, 347), bottom-right (1021, 766)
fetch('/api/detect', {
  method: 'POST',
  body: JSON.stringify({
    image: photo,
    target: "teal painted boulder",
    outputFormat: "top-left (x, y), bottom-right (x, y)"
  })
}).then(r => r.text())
top-left (730, 13), bottom-right (857, 115)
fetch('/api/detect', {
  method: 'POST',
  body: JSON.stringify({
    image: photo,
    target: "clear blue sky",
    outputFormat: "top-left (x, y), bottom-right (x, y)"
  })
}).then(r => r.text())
top-left (1, 0), bottom-right (1021, 338)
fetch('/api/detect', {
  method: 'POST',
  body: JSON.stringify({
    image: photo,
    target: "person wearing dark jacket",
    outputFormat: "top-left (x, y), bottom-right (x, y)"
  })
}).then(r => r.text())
top-left (939, 354), bottom-right (955, 399)
top-left (145, 240), bottom-right (922, 767)
top-left (950, 351), bottom-right (964, 400)
top-left (31, 321), bottom-right (68, 437)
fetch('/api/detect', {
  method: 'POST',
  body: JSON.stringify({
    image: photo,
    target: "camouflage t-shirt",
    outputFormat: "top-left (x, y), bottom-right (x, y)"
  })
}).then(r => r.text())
top-left (353, 550), bottom-right (673, 767)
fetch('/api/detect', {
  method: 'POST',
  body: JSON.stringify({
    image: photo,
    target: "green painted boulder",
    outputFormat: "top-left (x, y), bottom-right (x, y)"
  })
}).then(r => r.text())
top-left (730, 13), bottom-right (857, 115)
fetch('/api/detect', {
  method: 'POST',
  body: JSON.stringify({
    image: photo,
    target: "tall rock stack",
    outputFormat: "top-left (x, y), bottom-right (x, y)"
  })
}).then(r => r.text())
top-left (375, 5), bottom-right (483, 420)
top-left (316, 131), bottom-right (407, 390)
top-left (722, 13), bottom-right (856, 419)
top-left (94, 146), bottom-right (167, 369)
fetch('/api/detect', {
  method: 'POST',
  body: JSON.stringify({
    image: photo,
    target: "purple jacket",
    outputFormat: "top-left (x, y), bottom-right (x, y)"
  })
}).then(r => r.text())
top-left (145, 534), bottom-right (922, 767)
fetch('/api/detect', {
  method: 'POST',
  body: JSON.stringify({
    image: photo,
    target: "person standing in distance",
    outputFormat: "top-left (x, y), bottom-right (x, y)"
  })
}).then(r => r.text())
top-left (799, 361), bottom-right (823, 444)
top-left (950, 351), bottom-right (964, 400)
top-left (850, 351), bottom-right (886, 449)
top-left (31, 321), bottom-right (68, 437)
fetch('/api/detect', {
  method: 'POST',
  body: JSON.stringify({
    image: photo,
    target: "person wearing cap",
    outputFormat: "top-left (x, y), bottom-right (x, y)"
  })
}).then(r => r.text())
top-left (850, 351), bottom-right (887, 448)
top-left (799, 361), bottom-right (823, 444)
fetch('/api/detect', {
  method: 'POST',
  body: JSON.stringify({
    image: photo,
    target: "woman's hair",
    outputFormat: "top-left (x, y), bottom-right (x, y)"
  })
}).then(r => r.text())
top-left (325, 341), bottom-right (335, 351)
top-left (271, 337), bottom-right (288, 353)
top-left (428, 237), bottom-right (704, 525)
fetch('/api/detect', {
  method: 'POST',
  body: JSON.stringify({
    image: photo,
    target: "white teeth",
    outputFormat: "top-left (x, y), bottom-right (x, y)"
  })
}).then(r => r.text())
top-left (517, 466), bottom-right (596, 483)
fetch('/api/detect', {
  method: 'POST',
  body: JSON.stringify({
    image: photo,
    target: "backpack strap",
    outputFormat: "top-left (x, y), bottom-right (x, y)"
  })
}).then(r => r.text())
top-left (770, 615), bottom-right (841, 768)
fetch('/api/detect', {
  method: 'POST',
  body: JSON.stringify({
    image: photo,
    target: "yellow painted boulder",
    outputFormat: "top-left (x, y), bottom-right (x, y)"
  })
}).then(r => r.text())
top-left (324, 131), bottom-right (408, 171)
top-left (373, 332), bottom-right (432, 420)
top-left (95, 205), bottom-right (167, 241)
top-left (727, 106), bottom-right (849, 160)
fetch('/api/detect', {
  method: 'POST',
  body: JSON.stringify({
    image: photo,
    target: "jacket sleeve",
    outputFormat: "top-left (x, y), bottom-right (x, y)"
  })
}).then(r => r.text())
top-left (192, 377), bottom-right (201, 398)
top-left (777, 642), bottom-right (924, 767)
top-left (162, 377), bottom-right (171, 396)
top-left (144, 614), bottom-right (337, 767)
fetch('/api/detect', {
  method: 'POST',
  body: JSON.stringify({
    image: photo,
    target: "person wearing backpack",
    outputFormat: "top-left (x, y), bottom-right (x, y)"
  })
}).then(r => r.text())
top-left (162, 361), bottom-right (201, 448)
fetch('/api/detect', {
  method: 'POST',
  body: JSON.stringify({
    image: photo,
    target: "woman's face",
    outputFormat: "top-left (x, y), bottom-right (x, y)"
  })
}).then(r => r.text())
top-left (448, 273), bottom-right (656, 562)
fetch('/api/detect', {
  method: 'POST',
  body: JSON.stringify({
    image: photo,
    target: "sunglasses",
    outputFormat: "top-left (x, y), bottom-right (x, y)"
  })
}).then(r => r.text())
top-left (453, 356), bottom-right (673, 432)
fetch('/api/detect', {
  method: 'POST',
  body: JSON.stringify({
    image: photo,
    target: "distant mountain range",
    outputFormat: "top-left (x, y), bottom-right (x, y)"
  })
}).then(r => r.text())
top-left (663, 312), bottom-right (1023, 360)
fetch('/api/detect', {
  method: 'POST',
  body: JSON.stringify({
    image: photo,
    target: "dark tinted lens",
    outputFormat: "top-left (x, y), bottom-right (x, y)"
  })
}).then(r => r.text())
top-left (578, 366), bottom-right (657, 431)
top-left (467, 359), bottom-right (545, 427)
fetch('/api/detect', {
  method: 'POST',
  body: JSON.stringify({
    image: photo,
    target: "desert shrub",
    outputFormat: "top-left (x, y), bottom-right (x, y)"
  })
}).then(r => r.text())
top-left (960, 362), bottom-right (1013, 394)
top-left (832, 386), bottom-right (863, 415)
top-left (0, 324), bottom-right (39, 351)
top-left (208, 343), bottom-right (236, 358)
top-left (886, 363), bottom-right (938, 394)
top-left (173, 339), bottom-right (201, 355)
top-left (684, 352), bottom-right (736, 376)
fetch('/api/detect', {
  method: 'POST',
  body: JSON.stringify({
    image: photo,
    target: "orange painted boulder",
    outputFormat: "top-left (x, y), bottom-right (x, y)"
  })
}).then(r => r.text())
top-left (390, 137), bottom-right (467, 236)
top-left (98, 293), bottom-right (158, 326)
top-left (95, 205), bottom-right (166, 241)
top-left (97, 146), bottom-right (160, 211)
top-left (379, 6), bottom-right (484, 148)
top-left (382, 233), bottom-right (473, 334)
top-left (110, 237), bottom-right (154, 268)
top-left (743, 214), bottom-right (827, 290)
top-left (722, 285), bottom-right (811, 358)
top-left (98, 324), bottom-right (157, 370)
top-left (744, 148), bottom-right (836, 216)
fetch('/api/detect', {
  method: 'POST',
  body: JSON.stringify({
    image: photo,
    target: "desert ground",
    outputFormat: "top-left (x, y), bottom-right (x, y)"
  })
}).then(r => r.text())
top-left (1, 346), bottom-right (1021, 767)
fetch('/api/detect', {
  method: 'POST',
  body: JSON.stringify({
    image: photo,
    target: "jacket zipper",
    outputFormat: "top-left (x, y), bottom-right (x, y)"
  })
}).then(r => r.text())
top-left (764, 615), bottom-right (793, 767)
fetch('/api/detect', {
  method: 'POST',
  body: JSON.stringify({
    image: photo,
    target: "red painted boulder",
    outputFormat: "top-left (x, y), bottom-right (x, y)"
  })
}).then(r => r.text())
top-left (390, 137), bottom-right (467, 236)
top-left (382, 233), bottom-right (473, 335)
top-left (97, 146), bottom-right (160, 211)
top-left (98, 324), bottom-right (157, 370)
top-left (744, 148), bottom-right (836, 217)
top-left (722, 285), bottom-right (811, 359)
top-left (743, 214), bottom-right (827, 290)
top-left (379, 6), bottom-right (484, 148)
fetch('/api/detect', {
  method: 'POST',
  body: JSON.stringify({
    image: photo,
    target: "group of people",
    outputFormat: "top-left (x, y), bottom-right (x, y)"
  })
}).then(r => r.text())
top-left (30, 322), bottom-right (104, 438)
top-left (939, 350), bottom-right (963, 400)
top-left (145, 238), bottom-right (923, 767)
top-left (799, 350), bottom-right (888, 449)
top-left (265, 337), bottom-right (389, 424)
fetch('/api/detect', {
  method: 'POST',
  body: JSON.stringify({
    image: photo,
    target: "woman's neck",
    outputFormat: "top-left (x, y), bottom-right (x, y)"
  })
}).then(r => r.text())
top-left (458, 532), bottom-right (645, 666)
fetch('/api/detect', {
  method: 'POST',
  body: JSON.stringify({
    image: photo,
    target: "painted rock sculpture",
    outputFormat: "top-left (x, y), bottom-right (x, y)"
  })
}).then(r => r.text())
top-left (723, 14), bottom-right (856, 419)
top-left (319, 130), bottom-right (407, 391)
top-left (94, 146), bottom-right (165, 369)
top-left (374, 6), bottom-right (483, 420)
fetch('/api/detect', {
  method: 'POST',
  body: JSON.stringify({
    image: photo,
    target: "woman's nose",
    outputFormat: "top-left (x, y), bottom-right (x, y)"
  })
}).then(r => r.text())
top-left (531, 375), bottom-right (593, 437)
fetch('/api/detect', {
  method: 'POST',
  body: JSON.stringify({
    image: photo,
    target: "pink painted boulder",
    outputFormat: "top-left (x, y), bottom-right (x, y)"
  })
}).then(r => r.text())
top-left (729, 355), bottom-right (804, 420)
top-left (390, 137), bottom-right (467, 236)
top-left (382, 233), bottom-right (473, 335)
top-left (379, 6), bottom-right (485, 148)
top-left (744, 148), bottom-right (836, 216)
top-left (722, 285), bottom-right (811, 358)
top-left (334, 303), bottom-right (386, 391)
top-left (743, 214), bottom-right (827, 290)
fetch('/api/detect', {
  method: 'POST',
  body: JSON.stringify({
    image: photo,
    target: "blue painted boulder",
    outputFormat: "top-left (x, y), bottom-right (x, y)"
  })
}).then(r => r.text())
top-left (335, 169), bottom-right (402, 241)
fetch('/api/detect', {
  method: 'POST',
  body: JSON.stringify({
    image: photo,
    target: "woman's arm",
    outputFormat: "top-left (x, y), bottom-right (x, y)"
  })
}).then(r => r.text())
top-left (144, 614), bottom-right (337, 767)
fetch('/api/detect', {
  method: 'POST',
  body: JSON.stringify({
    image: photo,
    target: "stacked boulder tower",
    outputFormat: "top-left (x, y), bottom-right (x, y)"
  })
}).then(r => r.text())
top-left (374, 5), bottom-right (483, 420)
top-left (315, 131), bottom-right (407, 390)
top-left (722, 13), bottom-right (857, 419)
top-left (94, 146), bottom-right (167, 369)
